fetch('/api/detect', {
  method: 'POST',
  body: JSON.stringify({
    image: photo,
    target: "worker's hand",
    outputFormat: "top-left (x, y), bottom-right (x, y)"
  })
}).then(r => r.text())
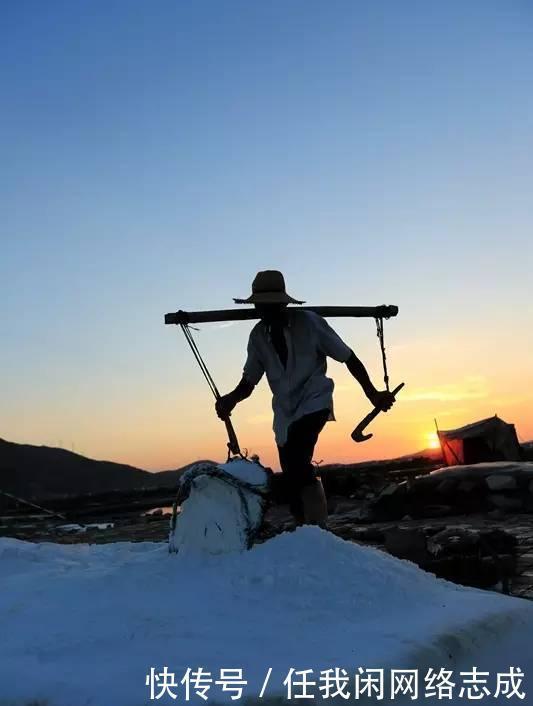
top-left (368, 389), bottom-right (396, 412)
top-left (215, 394), bottom-right (236, 420)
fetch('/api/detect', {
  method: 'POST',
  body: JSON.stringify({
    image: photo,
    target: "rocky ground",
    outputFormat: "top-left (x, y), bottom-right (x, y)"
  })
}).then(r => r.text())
top-left (4, 498), bottom-right (533, 601)
top-left (3, 461), bottom-right (533, 601)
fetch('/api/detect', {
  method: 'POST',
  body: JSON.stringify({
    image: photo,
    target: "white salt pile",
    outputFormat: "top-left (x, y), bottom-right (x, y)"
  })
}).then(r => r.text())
top-left (1, 527), bottom-right (532, 705)
top-left (169, 459), bottom-right (269, 554)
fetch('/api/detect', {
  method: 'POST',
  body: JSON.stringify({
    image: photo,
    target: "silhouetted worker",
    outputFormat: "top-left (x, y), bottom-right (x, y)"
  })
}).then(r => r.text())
top-left (216, 270), bottom-right (395, 527)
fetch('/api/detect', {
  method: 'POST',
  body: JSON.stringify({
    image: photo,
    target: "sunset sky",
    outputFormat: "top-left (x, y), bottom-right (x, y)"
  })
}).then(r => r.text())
top-left (2, 1), bottom-right (532, 471)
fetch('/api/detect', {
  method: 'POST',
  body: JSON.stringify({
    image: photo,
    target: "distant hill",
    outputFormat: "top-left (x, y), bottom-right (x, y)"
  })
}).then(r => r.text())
top-left (319, 445), bottom-right (444, 474)
top-left (150, 462), bottom-right (216, 488)
top-left (0, 438), bottom-right (213, 500)
top-left (394, 446), bottom-right (444, 462)
top-left (2, 435), bottom-right (530, 502)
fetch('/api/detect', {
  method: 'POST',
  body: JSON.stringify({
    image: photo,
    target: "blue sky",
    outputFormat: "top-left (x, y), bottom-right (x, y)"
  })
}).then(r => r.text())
top-left (2, 1), bottom-right (532, 469)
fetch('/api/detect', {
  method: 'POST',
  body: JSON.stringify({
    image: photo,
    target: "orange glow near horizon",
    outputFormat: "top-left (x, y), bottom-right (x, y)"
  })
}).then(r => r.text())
top-left (4, 324), bottom-right (533, 472)
top-left (427, 432), bottom-right (440, 450)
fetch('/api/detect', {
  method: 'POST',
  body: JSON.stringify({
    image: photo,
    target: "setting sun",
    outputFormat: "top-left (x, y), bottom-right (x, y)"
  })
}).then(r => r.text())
top-left (427, 431), bottom-right (441, 450)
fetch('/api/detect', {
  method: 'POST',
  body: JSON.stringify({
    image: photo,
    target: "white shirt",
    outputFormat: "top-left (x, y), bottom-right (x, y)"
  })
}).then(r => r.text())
top-left (242, 310), bottom-right (352, 446)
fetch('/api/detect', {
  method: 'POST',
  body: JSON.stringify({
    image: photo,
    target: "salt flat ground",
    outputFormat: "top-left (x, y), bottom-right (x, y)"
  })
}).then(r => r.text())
top-left (0, 527), bottom-right (532, 706)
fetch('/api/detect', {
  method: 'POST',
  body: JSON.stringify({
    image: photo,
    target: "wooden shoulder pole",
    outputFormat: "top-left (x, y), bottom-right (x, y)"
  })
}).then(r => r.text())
top-left (165, 305), bottom-right (399, 325)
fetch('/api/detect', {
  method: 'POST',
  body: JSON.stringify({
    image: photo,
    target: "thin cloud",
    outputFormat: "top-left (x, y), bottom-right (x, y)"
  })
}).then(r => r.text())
top-left (402, 376), bottom-right (489, 402)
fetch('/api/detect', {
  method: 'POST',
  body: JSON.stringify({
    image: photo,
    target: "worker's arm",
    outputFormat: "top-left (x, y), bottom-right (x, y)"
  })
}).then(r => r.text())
top-left (345, 351), bottom-right (395, 411)
top-left (216, 333), bottom-right (264, 419)
top-left (312, 313), bottom-right (396, 412)
top-left (215, 376), bottom-right (255, 419)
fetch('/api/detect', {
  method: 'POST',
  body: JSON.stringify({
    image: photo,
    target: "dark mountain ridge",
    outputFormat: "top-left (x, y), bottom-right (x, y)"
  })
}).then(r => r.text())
top-left (0, 438), bottom-right (212, 500)
top-left (1, 436), bottom-right (530, 502)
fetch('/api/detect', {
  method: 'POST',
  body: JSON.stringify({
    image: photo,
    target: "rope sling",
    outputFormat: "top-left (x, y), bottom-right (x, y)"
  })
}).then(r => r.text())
top-left (376, 316), bottom-right (390, 393)
top-left (180, 322), bottom-right (243, 461)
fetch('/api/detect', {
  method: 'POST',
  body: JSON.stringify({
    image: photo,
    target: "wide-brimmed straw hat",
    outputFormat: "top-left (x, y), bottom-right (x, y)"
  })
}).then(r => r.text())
top-left (233, 270), bottom-right (305, 305)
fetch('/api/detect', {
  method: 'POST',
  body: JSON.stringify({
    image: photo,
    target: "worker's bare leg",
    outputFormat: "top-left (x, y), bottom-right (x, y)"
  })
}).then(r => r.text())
top-left (278, 409), bottom-right (331, 528)
top-left (301, 477), bottom-right (328, 527)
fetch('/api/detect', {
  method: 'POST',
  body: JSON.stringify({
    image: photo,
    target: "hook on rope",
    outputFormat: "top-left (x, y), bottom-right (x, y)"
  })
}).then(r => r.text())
top-left (351, 382), bottom-right (405, 443)
top-left (351, 316), bottom-right (404, 443)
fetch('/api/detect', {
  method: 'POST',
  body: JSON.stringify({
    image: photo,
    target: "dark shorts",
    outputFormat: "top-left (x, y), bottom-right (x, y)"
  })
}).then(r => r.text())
top-left (277, 408), bottom-right (330, 498)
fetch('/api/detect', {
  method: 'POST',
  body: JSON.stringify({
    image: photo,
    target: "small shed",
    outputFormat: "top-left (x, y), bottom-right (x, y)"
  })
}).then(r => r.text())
top-left (438, 415), bottom-right (522, 466)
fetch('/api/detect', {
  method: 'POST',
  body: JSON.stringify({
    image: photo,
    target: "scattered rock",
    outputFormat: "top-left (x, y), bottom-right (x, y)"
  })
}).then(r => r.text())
top-left (419, 504), bottom-right (453, 518)
top-left (427, 527), bottom-right (479, 555)
top-left (425, 527), bottom-right (517, 591)
top-left (457, 480), bottom-right (479, 493)
top-left (380, 483), bottom-right (400, 497)
top-left (486, 475), bottom-right (517, 491)
top-left (489, 494), bottom-right (523, 511)
top-left (353, 527), bottom-right (385, 542)
top-left (437, 479), bottom-right (457, 495)
top-left (350, 507), bottom-right (375, 523)
top-left (384, 527), bottom-right (428, 563)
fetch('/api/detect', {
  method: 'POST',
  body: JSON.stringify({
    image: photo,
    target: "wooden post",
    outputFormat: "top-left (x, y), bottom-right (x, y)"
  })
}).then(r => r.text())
top-left (165, 305), bottom-right (399, 325)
